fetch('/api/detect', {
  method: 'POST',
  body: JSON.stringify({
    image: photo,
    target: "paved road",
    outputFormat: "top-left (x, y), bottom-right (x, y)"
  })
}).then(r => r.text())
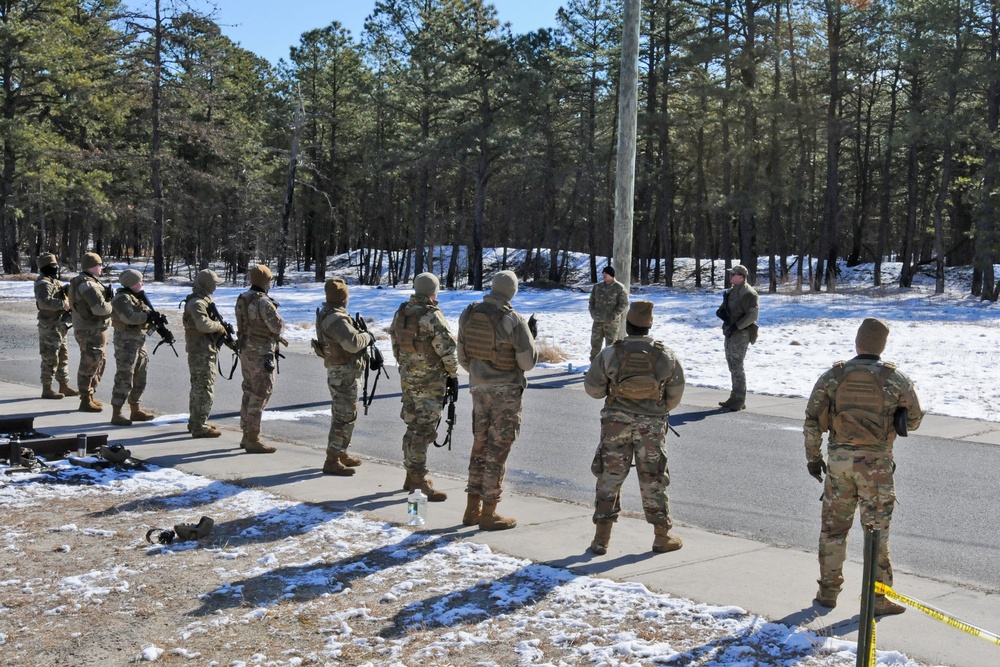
top-left (2, 298), bottom-right (998, 594)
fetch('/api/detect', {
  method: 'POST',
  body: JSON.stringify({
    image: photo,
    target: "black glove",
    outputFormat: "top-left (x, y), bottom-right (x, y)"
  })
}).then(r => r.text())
top-left (446, 376), bottom-right (459, 401)
top-left (103, 284), bottom-right (114, 300)
top-left (527, 314), bottom-right (538, 339)
top-left (807, 460), bottom-right (827, 483)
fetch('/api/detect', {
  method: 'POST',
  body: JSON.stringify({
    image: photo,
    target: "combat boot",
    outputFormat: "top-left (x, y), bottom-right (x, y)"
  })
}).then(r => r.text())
top-left (79, 393), bottom-right (102, 413)
top-left (406, 472), bottom-right (447, 502)
top-left (323, 450), bottom-right (355, 476)
top-left (462, 494), bottom-right (482, 526)
top-left (652, 524), bottom-right (683, 553)
top-left (814, 585), bottom-right (839, 609)
top-left (129, 403), bottom-right (155, 422)
top-left (479, 500), bottom-right (517, 531)
top-left (58, 380), bottom-right (79, 397)
top-left (874, 597), bottom-right (906, 616)
top-left (240, 430), bottom-right (276, 454)
top-left (41, 383), bottom-right (64, 399)
top-left (718, 397), bottom-right (745, 411)
top-left (191, 425), bottom-right (222, 438)
top-left (589, 522), bottom-right (613, 555)
top-left (110, 405), bottom-right (132, 426)
top-left (339, 450), bottom-right (362, 467)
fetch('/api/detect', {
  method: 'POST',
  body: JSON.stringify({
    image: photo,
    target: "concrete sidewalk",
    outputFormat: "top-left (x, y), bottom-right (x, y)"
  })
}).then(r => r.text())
top-left (2, 377), bottom-right (998, 667)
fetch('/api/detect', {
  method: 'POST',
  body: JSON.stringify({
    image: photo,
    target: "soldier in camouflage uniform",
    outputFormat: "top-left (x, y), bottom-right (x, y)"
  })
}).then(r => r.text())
top-left (584, 300), bottom-right (686, 555)
top-left (236, 264), bottom-right (286, 454)
top-left (457, 270), bottom-right (538, 531)
top-left (69, 252), bottom-right (113, 412)
top-left (183, 269), bottom-right (227, 438)
top-left (34, 253), bottom-right (78, 399)
top-left (314, 278), bottom-right (373, 476)
top-left (718, 264), bottom-right (759, 411)
top-left (589, 265), bottom-right (629, 362)
top-left (390, 272), bottom-right (459, 501)
top-left (804, 318), bottom-right (923, 616)
top-left (109, 269), bottom-right (156, 426)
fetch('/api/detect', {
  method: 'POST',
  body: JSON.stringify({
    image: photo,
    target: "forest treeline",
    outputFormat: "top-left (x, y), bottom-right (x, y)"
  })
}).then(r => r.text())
top-left (3, 0), bottom-right (1000, 298)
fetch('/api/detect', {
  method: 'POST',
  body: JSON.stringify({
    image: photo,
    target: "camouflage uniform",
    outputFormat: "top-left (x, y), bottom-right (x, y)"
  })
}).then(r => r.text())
top-left (457, 274), bottom-right (537, 521)
top-left (804, 355), bottom-right (923, 602)
top-left (589, 277), bottom-right (629, 361)
top-left (35, 272), bottom-right (72, 391)
top-left (183, 270), bottom-right (227, 435)
top-left (110, 286), bottom-right (152, 409)
top-left (316, 303), bottom-right (369, 458)
top-left (236, 286), bottom-right (285, 440)
top-left (721, 279), bottom-right (758, 406)
top-left (69, 269), bottom-right (113, 401)
top-left (584, 336), bottom-right (685, 527)
top-left (391, 294), bottom-right (459, 479)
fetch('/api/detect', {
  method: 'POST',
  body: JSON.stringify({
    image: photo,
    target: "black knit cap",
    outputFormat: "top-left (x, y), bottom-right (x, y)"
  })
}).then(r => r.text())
top-left (603, 265), bottom-right (615, 278)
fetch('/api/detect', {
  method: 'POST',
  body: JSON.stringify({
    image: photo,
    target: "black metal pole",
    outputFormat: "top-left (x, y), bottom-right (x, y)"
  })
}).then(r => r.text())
top-left (856, 526), bottom-right (880, 667)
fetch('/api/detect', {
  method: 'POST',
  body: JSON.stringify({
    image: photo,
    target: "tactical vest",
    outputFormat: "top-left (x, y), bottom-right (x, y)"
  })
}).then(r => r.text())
top-left (462, 301), bottom-right (517, 371)
top-left (391, 302), bottom-right (435, 355)
top-left (831, 361), bottom-right (896, 445)
top-left (111, 289), bottom-right (147, 332)
top-left (68, 273), bottom-right (106, 324)
top-left (315, 306), bottom-right (357, 366)
top-left (608, 340), bottom-right (667, 403)
top-left (236, 290), bottom-right (277, 344)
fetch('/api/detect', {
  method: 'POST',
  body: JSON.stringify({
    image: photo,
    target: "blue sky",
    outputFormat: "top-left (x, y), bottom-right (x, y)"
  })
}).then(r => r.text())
top-left (186, 0), bottom-right (568, 65)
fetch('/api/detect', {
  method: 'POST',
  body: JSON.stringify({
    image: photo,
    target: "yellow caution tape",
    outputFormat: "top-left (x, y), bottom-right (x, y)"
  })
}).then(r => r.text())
top-left (875, 583), bottom-right (1000, 647)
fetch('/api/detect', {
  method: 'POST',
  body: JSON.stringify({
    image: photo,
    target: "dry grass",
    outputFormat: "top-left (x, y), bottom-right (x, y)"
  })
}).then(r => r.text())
top-left (536, 336), bottom-right (569, 363)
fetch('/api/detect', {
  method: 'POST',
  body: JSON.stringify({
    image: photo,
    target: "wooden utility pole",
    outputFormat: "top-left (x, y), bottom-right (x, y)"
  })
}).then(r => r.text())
top-left (613, 0), bottom-right (642, 335)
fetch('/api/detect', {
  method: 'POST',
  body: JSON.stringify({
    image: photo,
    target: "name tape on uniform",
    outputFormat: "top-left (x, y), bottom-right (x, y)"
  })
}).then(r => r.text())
top-left (875, 583), bottom-right (1000, 647)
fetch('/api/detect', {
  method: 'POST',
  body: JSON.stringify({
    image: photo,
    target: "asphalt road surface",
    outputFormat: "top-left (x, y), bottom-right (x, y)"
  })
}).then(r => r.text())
top-left (1, 298), bottom-right (997, 593)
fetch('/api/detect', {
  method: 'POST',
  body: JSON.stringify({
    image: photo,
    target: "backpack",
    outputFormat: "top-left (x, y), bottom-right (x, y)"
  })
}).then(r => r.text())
top-left (608, 340), bottom-right (668, 403)
top-left (462, 302), bottom-right (517, 371)
top-left (831, 361), bottom-right (896, 445)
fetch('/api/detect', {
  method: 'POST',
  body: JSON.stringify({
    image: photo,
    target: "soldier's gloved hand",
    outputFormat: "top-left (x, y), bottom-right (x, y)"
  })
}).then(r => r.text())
top-left (104, 284), bottom-right (114, 300)
top-left (807, 460), bottom-right (827, 483)
top-left (446, 376), bottom-right (459, 401)
top-left (527, 314), bottom-right (538, 339)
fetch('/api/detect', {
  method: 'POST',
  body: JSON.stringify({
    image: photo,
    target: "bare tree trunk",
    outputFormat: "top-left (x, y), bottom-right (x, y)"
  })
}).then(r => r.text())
top-left (278, 101), bottom-right (303, 287)
top-left (151, 0), bottom-right (165, 281)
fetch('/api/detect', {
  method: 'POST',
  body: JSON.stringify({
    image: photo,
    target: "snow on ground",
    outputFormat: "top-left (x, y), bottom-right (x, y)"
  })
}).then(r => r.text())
top-left (3, 253), bottom-right (997, 421)
top-left (0, 462), bottom-right (939, 666)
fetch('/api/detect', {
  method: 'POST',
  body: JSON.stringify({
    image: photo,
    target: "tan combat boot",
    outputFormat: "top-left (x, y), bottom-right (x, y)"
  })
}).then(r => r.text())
top-left (129, 403), bottom-right (155, 421)
top-left (652, 524), bottom-right (683, 553)
top-left (462, 494), bottom-right (482, 526)
top-left (406, 472), bottom-right (447, 502)
top-left (323, 450), bottom-right (355, 476)
top-left (874, 597), bottom-right (906, 616)
top-left (58, 380), bottom-right (79, 397)
top-left (590, 522), bottom-right (613, 555)
top-left (41, 383), bottom-right (64, 399)
top-left (814, 585), bottom-right (838, 609)
top-left (191, 425), bottom-right (222, 438)
top-left (240, 430), bottom-right (276, 454)
top-left (339, 450), bottom-right (362, 467)
top-left (479, 500), bottom-right (517, 531)
top-left (110, 405), bottom-right (132, 426)
top-left (79, 393), bottom-right (102, 413)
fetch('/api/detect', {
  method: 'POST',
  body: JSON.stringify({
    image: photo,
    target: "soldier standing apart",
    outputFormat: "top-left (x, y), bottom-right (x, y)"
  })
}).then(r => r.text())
top-left (804, 318), bottom-right (923, 616)
top-left (236, 264), bottom-right (285, 454)
top-left (183, 269), bottom-right (226, 438)
top-left (109, 269), bottom-right (156, 426)
top-left (457, 271), bottom-right (537, 531)
top-left (315, 278), bottom-right (371, 476)
top-left (34, 253), bottom-right (78, 399)
top-left (589, 265), bottom-right (629, 362)
top-left (69, 252), bottom-right (113, 412)
top-left (718, 264), bottom-right (758, 411)
top-left (390, 272), bottom-right (459, 501)
top-left (584, 301), bottom-right (686, 555)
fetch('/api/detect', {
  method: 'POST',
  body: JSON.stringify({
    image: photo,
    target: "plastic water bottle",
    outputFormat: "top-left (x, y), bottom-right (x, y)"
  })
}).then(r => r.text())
top-left (407, 489), bottom-right (427, 526)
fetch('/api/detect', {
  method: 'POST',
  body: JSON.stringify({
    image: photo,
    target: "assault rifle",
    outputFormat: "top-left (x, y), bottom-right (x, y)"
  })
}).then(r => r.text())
top-left (56, 285), bottom-right (73, 329)
top-left (433, 378), bottom-right (459, 450)
top-left (136, 290), bottom-right (179, 356)
top-left (354, 312), bottom-right (389, 415)
top-left (206, 301), bottom-right (240, 379)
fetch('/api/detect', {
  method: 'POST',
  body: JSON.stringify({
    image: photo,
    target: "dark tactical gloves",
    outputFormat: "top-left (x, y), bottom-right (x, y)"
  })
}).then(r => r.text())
top-left (807, 460), bottom-right (827, 483)
top-left (446, 376), bottom-right (459, 402)
top-left (527, 314), bottom-right (538, 339)
top-left (103, 283), bottom-right (114, 301)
